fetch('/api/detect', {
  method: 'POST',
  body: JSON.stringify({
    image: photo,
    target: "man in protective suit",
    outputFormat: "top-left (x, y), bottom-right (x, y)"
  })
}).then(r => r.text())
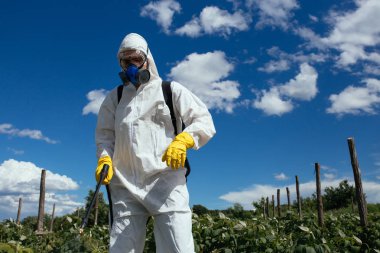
top-left (95, 33), bottom-right (216, 253)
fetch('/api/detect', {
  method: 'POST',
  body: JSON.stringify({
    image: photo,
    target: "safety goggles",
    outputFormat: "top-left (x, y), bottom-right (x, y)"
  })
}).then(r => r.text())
top-left (119, 50), bottom-right (147, 70)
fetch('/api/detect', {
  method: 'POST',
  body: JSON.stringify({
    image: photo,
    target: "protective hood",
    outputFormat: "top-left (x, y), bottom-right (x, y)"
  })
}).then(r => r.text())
top-left (117, 33), bottom-right (160, 82)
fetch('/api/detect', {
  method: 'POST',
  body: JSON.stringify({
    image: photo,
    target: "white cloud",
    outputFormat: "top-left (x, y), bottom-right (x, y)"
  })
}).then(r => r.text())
top-left (258, 59), bottom-right (290, 73)
top-left (260, 46), bottom-right (328, 73)
top-left (322, 0), bottom-right (380, 47)
top-left (0, 124), bottom-right (57, 144)
top-left (292, 27), bottom-right (328, 50)
top-left (246, 0), bottom-right (299, 30)
top-left (140, 0), bottom-right (181, 34)
top-left (279, 63), bottom-right (318, 101)
top-left (327, 78), bottom-right (380, 115)
top-left (168, 51), bottom-right (240, 113)
top-left (175, 19), bottom-right (202, 38)
top-left (7, 147), bottom-right (24, 155)
top-left (219, 178), bottom-right (380, 210)
top-left (324, 173), bottom-right (336, 180)
top-left (297, 0), bottom-right (380, 67)
top-left (309, 14), bottom-right (318, 22)
top-left (253, 63), bottom-right (318, 115)
top-left (364, 64), bottom-right (380, 76)
top-left (175, 6), bottom-right (251, 37)
top-left (253, 87), bottom-right (294, 116)
top-left (275, 172), bottom-right (289, 181)
top-left (0, 159), bottom-right (81, 218)
top-left (82, 89), bottom-right (108, 115)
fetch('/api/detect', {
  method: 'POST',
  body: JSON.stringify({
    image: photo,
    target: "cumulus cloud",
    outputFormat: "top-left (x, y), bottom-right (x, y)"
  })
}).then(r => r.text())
top-left (82, 89), bottom-right (108, 115)
top-left (140, 0), bottom-right (181, 34)
top-left (253, 87), bottom-right (294, 116)
top-left (175, 6), bottom-right (251, 37)
top-left (258, 59), bottom-right (290, 73)
top-left (0, 124), bottom-right (58, 144)
top-left (0, 159), bottom-right (81, 218)
top-left (321, 0), bottom-right (380, 66)
top-left (246, 0), bottom-right (299, 30)
top-left (327, 78), bottom-right (380, 115)
top-left (279, 63), bottom-right (318, 101)
top-left (253, 63), bottom-right (318, 115)
top-left (275, 172), bottom-right (289, 181)
top-left (296, 0), bottom-right (380, 68)
top-left (219, 178), bottom-right (380, 210)
top-left (168, 51), bottom-right (240, 113)
top-left (259, 46), bottom-right (328, 73)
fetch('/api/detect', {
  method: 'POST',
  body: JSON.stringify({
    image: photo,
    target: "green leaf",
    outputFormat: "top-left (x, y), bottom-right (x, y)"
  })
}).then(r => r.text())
top-left (305, 246), bottom-right (316, 253)
top-left (218, 212), bottom-right (227, 219)
top-left (352, 235), bottom-right (362, 244)
top-left (298, 226), bottom-right (310, 232)
top-left (337, 229), bottom-right (346, 238)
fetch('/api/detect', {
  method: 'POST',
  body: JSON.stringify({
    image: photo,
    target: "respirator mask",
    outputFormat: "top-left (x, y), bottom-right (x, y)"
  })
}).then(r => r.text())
top-left (118, 48), bottom-right (150, 86)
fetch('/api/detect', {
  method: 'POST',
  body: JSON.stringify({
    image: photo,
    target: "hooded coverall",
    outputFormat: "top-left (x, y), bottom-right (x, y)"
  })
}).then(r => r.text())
top-left (96, 33), bottom-right (216, 253)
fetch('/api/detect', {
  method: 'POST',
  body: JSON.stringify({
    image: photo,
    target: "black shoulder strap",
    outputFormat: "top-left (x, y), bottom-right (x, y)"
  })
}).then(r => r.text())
top-left (161, 81), bottom-right (178, 135)
top-left (161, 81), bottom-right (191, 178)
top-left (117, 85), bottom-right (123, 104)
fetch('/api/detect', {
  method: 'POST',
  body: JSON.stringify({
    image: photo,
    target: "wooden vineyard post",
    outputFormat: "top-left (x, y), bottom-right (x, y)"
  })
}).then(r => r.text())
top-left (94, 194), bottom-right (99, 226)
top-left (315, 163), bottom-right (324, 227)
top-left (296, 175), bottom-right (302, 219)
top-left (16, 197), bottom-right (22, 225)
top-left (266, 197), bottom-right (270, 218)
top-left (277, 189), bottom-right (281, 217)
top-left (50, 203), bottom-right (56, 232)
top-left (348, 137), bottom-right (368, 228)
top-left (286, 187), bottom-right (290, 211)
top-left (272, 195), bottom-right (275, 217)
top-left (36, 170), bottom-right (46, 233)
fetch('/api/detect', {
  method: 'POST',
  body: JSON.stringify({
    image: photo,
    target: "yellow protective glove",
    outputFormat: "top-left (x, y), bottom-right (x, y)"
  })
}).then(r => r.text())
top-left (95, 156), bottom-right (114, 185)
top-left (162, 132), bottom-right (194, 170)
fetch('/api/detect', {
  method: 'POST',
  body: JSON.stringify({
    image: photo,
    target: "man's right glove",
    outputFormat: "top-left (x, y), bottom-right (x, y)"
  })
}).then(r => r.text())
top-left (95, 156), bottom-right (114, 185)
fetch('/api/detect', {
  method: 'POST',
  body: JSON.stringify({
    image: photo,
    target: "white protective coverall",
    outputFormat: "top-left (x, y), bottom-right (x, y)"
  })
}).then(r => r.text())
top-left (96, 33), bottom-right (216, 253)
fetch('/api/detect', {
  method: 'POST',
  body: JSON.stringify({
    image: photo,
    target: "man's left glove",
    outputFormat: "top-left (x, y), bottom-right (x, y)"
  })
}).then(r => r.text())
top-left (95, 156), bottom-right (114, 185)
top-left (162, 132), bottom-right (194, 170)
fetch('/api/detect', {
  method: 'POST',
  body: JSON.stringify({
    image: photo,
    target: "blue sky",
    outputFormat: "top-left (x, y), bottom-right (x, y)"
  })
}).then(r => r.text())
top-left (1, 0), bottom-right (380, 220)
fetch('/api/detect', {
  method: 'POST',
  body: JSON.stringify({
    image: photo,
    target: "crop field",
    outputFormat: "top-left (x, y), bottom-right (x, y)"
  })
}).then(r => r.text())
top-left (1, 207), bottom-right (380, 253)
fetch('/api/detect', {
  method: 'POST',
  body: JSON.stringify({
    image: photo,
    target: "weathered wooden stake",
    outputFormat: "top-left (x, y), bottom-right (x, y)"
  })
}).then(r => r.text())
top-left (348, 137), bottom-right (368, 228)
top-left (266, 197), bottom-right (270, 218)
top-left (94, 194), bottom-right (99, 226)
top-left (315, 163), bottom-right (324, 227)
top-left (277, 189), bottom-right (281, 217)
top-left (272, 195), bottom-right (275, 217)
top-left (296, 175), bottom-right (302, 219)
top-left (286, 187), bottom-right (290, 211)
top-left (16, 197), bottom-right (22, 225)
top-left (36, 170), bottom-right (46, 232)
top-left (50, 203), bottom-right (56, 232)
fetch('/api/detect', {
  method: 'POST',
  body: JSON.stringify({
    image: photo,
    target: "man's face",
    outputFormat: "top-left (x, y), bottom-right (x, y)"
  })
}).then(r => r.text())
top-left (119, 49), bottom-right (147, 70)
